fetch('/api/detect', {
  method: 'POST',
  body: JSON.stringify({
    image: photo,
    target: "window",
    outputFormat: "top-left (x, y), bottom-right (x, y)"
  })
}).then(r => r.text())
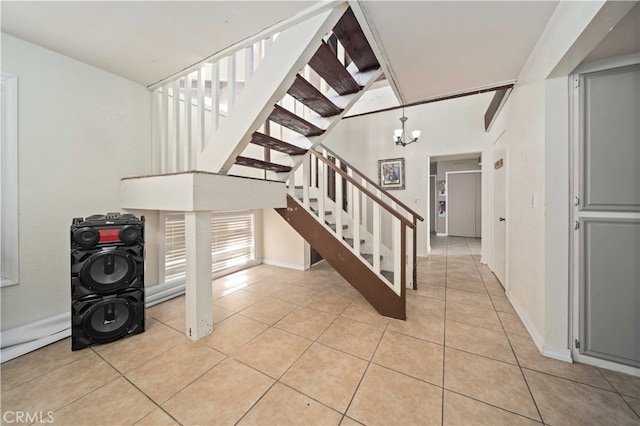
top-left (162, 210), bottom-right (257, 283)
top-left (1, 73), bottom-right (19, 287)
top-left (211, 211), bottom-right (255, 274)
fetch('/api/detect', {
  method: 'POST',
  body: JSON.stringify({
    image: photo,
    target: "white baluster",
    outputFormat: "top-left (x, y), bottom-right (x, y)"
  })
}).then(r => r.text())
top-left (151, 90), bottom-right (161, 174)
top-left (303, 154), bottom-right (310, 210)
top-left (352, 187), bottom-right (361, 257)
top-left (318, 157), bottom-right (326, 225)
top-left (373, 191), bottom-right (381, 274)
top-left (161, 86), bottom-right (169, 173)
top-left (335, 158), bottom-right (343, 241)
top-left (288, 170), bottom-right (296, 198)
top-left (211, 62), bottom-right (220, 132)
top-left (228, 53), bottom-right (237, 106)
top-left (185, 73), bottom-right (193, 170)
top-left (197, 67), bottom-right (205, 153)
top-left (406, 225), bottom-right (414, 289)
top-left (361, 177), bottom-right (369, 233)
top-left (393, 217), bottom-right (402, 293)
top-left (173, 79), bottom-right (181, 172)
top-left (245, 45), bottom-right (254, 80)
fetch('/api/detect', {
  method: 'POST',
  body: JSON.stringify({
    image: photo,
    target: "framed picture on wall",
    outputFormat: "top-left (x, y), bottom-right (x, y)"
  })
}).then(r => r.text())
top-left (438, 201), bottom-right (446, 217)
top-left (438, 180), bottom-right (446, 196)
top-left (378, 158), bottom-right (405, 190)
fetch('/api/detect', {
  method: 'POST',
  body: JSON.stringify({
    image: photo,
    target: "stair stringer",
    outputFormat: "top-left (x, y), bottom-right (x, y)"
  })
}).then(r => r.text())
top-left (197, 4), bottom-right (348, 174)
top-left (276, 195), bottom-right (406, 320)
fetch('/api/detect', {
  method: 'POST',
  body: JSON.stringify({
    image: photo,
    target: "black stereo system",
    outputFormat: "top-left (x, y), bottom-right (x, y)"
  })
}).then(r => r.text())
top-left (71, 213), bottom-right (145, 351)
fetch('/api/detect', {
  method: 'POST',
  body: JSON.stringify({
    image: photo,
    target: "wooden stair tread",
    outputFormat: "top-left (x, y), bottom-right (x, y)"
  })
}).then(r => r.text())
top-left (269, 105), bottom-right (324, 137)
top-left (234, 156), bottom-right (291, 173)
top-left (288, 75), bottom-right (343, 118)
top-left (311, 206), bottom-right (332, 216)
top-left (333, 8), bottom-right (379, 72)
top-left (308, 41), bottom-right (361, 96)
top-left (327, 222), bottom-right (348, 231)
top-left (343, 237), bottom-right (365, 246)
top-left (362, 253), bottom-right (384, 263)
top-left (250, 132), bottom-right (307, 156)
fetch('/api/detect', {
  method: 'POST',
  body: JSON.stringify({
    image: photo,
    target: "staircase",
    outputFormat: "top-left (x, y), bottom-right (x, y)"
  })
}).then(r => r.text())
top-left (121, 2), bottom-right (422, 335)
top-left (277, 146), bottom-right (424, 319)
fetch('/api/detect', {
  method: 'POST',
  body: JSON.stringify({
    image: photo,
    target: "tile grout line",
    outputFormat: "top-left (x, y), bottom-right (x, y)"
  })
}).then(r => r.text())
top-left (440, 235), bottom-right (451, 426)
top-left (91, 348), bottom-right (185, 426)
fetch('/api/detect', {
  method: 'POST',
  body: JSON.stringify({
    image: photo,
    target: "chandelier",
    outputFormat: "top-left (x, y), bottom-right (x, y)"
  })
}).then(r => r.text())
top-left (393, 108), bottom-right (421, 147)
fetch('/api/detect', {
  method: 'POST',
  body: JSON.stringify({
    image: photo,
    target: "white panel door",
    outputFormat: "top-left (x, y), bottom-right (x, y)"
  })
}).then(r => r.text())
top-left (573, 63), bottom-right (640, 368)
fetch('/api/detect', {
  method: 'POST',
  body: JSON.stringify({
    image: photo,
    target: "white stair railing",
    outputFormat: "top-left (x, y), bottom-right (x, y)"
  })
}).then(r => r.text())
top-left (150, 35), bottom-right (277, 174)
top-left (289, 149), bottom-right (421, 293)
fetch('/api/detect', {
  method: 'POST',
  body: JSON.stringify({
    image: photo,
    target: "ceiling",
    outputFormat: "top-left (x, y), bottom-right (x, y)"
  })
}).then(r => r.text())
top-left (358, 1), bottom-right (559, 103)
top-left (1, 1), bottom-right (637, 104)
top-left (0, 1), bottom-right (319, 86)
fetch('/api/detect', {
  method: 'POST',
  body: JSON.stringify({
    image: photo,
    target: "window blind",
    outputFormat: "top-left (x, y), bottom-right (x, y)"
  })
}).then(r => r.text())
top-left (163, 211), bottom-right (255, 281)
top-left (211, 211), bottom-right (255, 274)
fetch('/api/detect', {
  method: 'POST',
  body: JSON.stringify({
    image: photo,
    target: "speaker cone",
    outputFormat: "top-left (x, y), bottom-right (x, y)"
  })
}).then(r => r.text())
top-left (119, 225), bottom-right (142, 244)
top-left (79, 250), bottom-right (136, 293)
top-left (73, 227), bottom-right (100, 248)
top-left (81, 298), bottom-right (136, 342)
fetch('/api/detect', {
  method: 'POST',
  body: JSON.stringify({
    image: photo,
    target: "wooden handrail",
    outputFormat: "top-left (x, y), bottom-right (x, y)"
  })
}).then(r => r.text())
top-left (310, 150), bottom-right (415, 229)
top-left (317, 144), bottom-right (424, 222)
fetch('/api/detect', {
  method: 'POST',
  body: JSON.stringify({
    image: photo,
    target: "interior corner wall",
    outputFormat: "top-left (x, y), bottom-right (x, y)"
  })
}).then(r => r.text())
top-left (261, 208), bottom-right (308, 270)
top-left (0, 33), bottom-right (152, 331)
top-left (323, 93), bottom-right (493, 258)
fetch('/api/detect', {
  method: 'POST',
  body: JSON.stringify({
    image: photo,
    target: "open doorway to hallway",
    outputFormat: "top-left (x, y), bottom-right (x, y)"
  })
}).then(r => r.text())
top-left (429, 153), bottom-right (482, 238)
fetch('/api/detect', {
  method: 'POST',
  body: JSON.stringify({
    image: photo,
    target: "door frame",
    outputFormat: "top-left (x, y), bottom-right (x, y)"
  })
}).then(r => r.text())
top-left (491, 129), bottom-right (508, 288)
top-left (445, 170), bottom-right (481, 237)
top-left (569, 54), bottom-right (640, 374)
top-left (429, 174), bottom-right (437, 234)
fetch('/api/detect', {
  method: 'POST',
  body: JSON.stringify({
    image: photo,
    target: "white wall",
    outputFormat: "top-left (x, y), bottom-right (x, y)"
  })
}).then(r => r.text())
top-left (323, 93), bottom-right (493, 257)
top-left (484, 0), bottom-right (633, 357)
top-left (261, 208), bottom-right (308, 270)
top-left (0, 34), bottom-right (152, 331)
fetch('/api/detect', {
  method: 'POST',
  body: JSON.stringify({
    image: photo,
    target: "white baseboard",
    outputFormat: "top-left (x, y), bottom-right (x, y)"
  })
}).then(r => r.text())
top-left (505, 289), bottom-right (545, 353)
top-left (542, 345), bottom-right (573, 363)
top-left (1, 281), bottom-right (185, 363)
top-left (261, 259), bottom-right (307, 271)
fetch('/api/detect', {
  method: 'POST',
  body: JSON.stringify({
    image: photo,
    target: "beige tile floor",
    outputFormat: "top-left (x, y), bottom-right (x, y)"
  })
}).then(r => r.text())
top-left (2, 237), bottom-right (639, 425)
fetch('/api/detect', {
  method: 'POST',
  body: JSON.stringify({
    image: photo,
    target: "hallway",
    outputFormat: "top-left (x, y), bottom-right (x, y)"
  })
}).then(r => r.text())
top-left (2, 237), bottom-right (639, 425)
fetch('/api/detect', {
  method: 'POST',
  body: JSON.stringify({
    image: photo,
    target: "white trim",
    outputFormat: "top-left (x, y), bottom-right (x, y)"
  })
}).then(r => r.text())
top-left (573, 352), bottom-right (640, 377)
top-left (542, 345), bottom-right (573, 363)
top-left (0, 280), bottom-right (186, 363)
top-left (1, 73), bottom-right (19, 287)
top-left (506, 288), bottom-right (545, 356)
top-left (261, 258), bottom-right (307, 271)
